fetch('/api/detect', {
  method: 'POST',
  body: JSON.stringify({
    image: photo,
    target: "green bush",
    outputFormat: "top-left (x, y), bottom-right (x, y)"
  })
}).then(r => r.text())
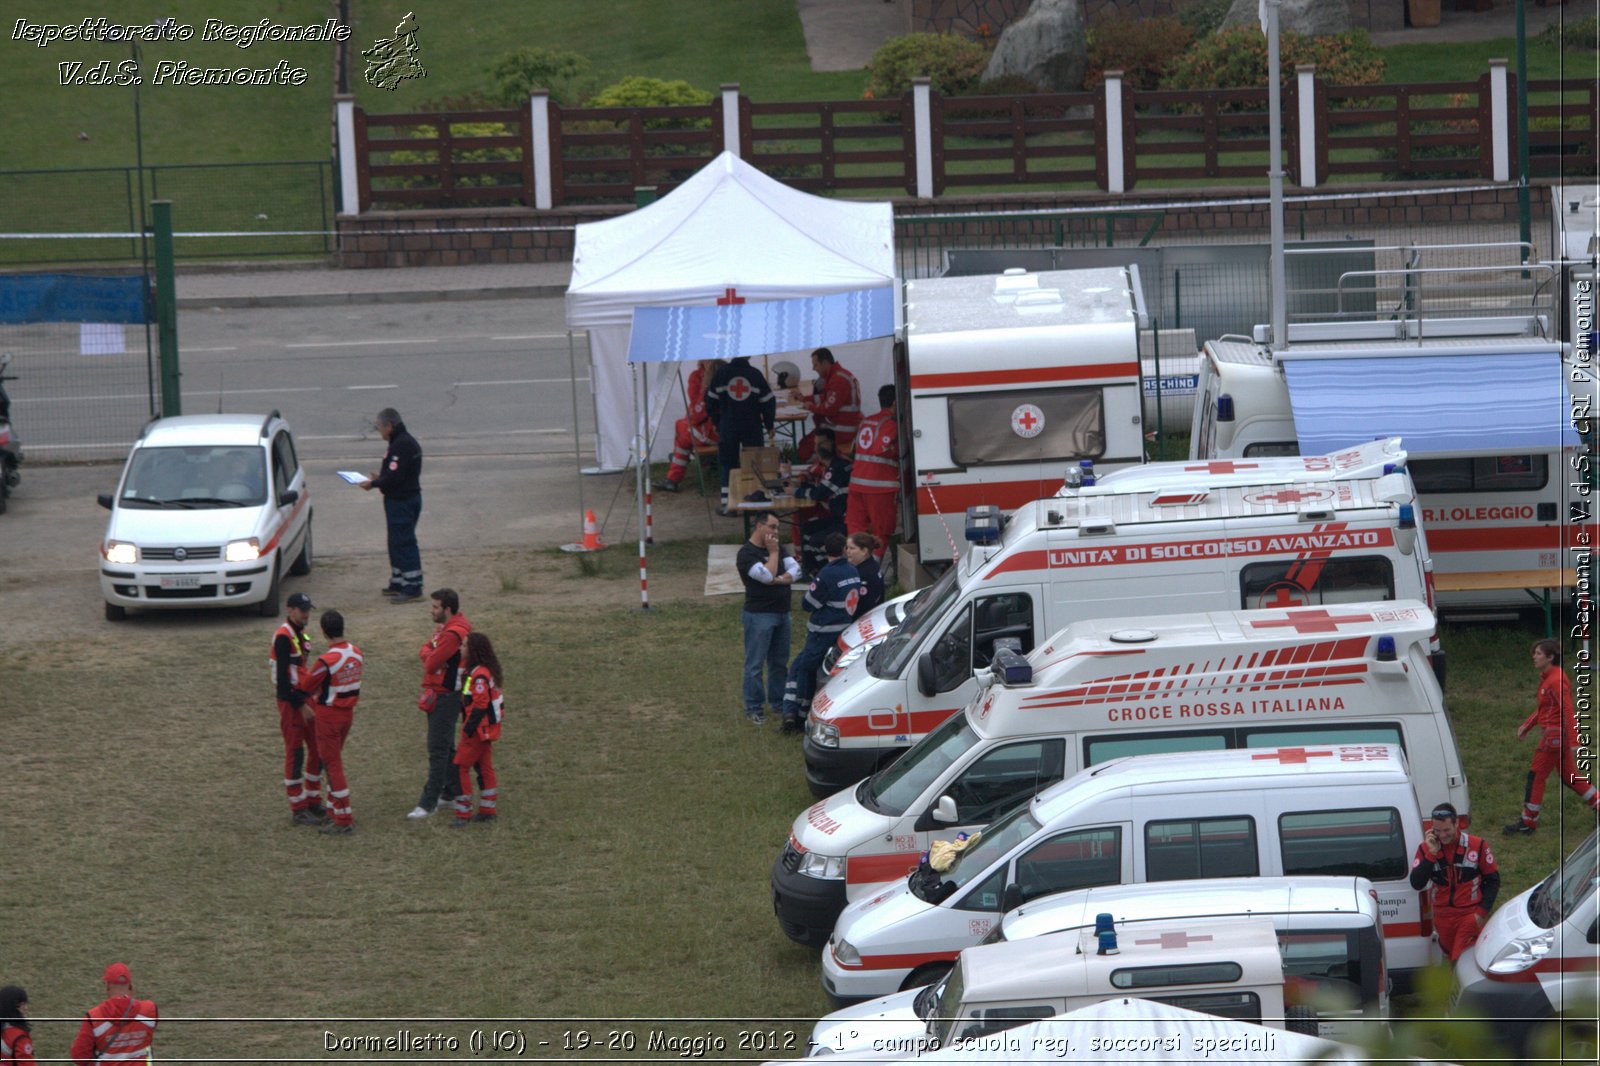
top-left (1175, 0), bottom-right (1232, 37)
top-left (489, 47), bottom-right (593, 107)
top-left (1538, 14), bottom-right (1598, 51)
top-left (585, 76), bottom-right (714, 128)
top-left (864, 33), bottom-right (991, 99)
top-left (1161, 25), bottom-right (1385, 96)
top-left (1086, 15), bottom-right (1195, 91)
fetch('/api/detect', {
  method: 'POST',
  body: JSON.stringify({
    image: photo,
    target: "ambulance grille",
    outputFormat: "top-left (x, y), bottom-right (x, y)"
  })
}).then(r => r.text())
top-left (781, 843), bottom-right (803, 873)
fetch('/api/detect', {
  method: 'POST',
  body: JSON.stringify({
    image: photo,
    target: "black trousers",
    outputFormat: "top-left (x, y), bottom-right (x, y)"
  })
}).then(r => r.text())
top-left (418, 690), bottom-right (461, 808)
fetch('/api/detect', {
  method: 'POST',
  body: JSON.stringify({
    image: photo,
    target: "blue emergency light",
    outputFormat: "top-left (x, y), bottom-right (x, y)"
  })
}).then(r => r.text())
top-left (1216, 394), bottom-right (1235, 422)
top-left (965, 505), bottom-right (1002, 545)
top-left (991, 645), bottom-right (1032, 685)
top-left (1096, 913), bottom-right (1120, 956)
top-left (1080, 459), bottom-right (1096, 487)
top-left (1375, 635), bottom-right (1397, 662)
top-left (1399, 504), bottom-right (1416, 529)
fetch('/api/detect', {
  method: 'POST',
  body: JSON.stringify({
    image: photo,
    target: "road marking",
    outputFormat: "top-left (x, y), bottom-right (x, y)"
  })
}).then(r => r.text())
top-left (180, 386), bottom-right (323, 396)
top-left (347, 384), bottom-right (398, 390)
top-left (490, 332), bottom-right (582, 341)
top-left (297, 428), bottom-right (570, 442)
top-left (182, 346), bottom-right (239, 352)
top-left (453, 377), bottom-right (589, 386)
top-left (284, 338), bottom-right (439, 349)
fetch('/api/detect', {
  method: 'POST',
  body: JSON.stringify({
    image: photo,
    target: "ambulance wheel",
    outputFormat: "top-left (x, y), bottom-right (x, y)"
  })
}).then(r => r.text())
top-left (900, 963), bottom-right (952, 993)
top-left (1525, 1017), bottom-right (1597, 1061)
top-left (104, 601), bottom-right (126, 621)
top-left (1284, 1006), bottom-right (1319, 1036)
top-left (289, 518), bottom-right (312, 576)
top-left (257, 556), bottom-right (281, 618)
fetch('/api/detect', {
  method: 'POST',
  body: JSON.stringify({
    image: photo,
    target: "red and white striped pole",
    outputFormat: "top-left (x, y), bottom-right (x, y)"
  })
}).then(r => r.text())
top-left (645, 485), bottom-right (654, 545)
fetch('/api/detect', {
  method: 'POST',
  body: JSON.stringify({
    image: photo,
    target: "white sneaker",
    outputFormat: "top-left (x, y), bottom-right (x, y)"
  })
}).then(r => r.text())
top-left (406, 806), bottom-right (431, 819)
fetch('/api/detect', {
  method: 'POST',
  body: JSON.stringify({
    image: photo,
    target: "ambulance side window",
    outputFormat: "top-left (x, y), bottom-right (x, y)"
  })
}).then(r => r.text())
top-left (953, 865), bottom-right (1009, 912)
top-left (1242, 724), bottom-right (1403, 752)
top-left (954, 1004), bottom-right (1056, 1042)
top-left (1145, 817), bottom-right (1260, 881)
top-left (1411, 455), bottom-right (1548, 493)
top-left (1085, 731), bottom-right (1228, 767)
top-left (929, 604), bottom-right (974, 693)
top-left (1011, 827), bottom-right (1122, 904)
top-left (947, 387), bottom-right (1106, 466)
top-left (1238, 557), bottom-right (1394, 609)
top-left (1279, 808), bottom-right (1407, 883)
top-left (973, 593), bottom-right (1035, 667)
top-left (943, 739), bottom-right (1065, 825)
top-left (1243, 442), bottom-right (1299, 457)
top-left (1149, 991), bottom-right (1262, 1024)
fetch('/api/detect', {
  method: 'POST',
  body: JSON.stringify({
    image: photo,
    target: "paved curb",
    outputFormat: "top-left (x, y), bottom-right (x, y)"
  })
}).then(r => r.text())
top-left (175, 283), bottom-right (568, 309)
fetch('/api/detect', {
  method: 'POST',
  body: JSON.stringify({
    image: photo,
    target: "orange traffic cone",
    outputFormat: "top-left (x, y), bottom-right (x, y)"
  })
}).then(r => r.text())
top-left (582, 509), bottom-right (604, 550)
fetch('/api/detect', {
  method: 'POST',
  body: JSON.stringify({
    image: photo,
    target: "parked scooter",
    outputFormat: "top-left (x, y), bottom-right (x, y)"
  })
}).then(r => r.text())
top-left (0, 353), bottom-right (22, 513)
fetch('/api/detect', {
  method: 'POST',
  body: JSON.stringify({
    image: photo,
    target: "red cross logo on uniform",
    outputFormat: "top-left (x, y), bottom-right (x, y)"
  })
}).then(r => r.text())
top-left (1252, 747), bottom-right (1335, 765)
top-left (856, 425), bottom-right (876, 451)
top-left (716, 288), bottom-right (745, 305)
top-left (1245, 487), bottom-right (1332, 505)
top-left (726, 376), bottom-right (752, 401)
top-left (1249, 608), bottom-right (1375, 634)
top-left (1135, 931), bottom-right (1215, 949)
top-left (1186, 461), bottom-right (1260, 474)
top-left (845, 587), bottom-right (861, 614)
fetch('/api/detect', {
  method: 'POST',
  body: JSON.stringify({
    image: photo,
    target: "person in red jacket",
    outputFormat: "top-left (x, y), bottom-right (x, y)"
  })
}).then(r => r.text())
top-left (845, 384), bottom-right (899, 559)
top-left (797, 347), bottom-right (861, 461)
top-left (451, 631), bottom-right (505, 827)
top-left (0, 986), bottom-right (34, 1066)
top-left (1409, 802), bottom-right (1500, 961)
top-left (655, 358), bottom-right (723, 493)
top-left (69, 963), bottom-right (156, 1066)
top-left (1506, 638), bottom-right (1600, 833)
top-left (409, 588), bottom-right (471, 819)
top-left (299, 610), bottom-right (365, 836)
top-left (269, 591), bottom-right (324, 825)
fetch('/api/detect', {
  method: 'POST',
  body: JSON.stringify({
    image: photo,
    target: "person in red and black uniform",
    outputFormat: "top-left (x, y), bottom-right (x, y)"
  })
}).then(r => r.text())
top-left (1409, 801), bottom-right (1500, 962)
top-left (788, 432), bottom-right (852, 577)
top-left (269, 591), bottom-right (324, 826)
top-left (797, 347), bottom-right (861, 462)
top-left (69, 963), bottom-right (156, 1066)
top-left (408, 588), bottom-right (471, 819)
top-left (846, 385), bottom-right (899, 560)
top-left (299, 610), bottom-right (364, 836)
top-left (655, 358), bottom-right (723, 493)
top-left (451, 631), bottom-right (505, 827)
top-left (0, 986), bottom-right (34, 1066)
top-left (359, 407), bottom-right (424, 602)
top-left (1506, 638), bottom-right (1600, 834)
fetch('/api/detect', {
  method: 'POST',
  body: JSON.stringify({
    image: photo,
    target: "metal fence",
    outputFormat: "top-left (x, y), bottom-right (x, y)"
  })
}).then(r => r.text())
top-left (0, 161), bottom-right (335, 266)
top-left (0, 320), bottom-right (156, 461)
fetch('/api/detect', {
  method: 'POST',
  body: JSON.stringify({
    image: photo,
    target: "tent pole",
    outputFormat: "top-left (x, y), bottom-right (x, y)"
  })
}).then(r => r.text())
top-left (635, 362), bottom-right (651, 611)
top-left (567, 330), bottom-right (586, 535)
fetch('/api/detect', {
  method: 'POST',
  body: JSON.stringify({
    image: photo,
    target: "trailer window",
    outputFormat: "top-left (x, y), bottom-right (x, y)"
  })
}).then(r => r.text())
top-left (1149, 991), bottom-right (1261, 1024)
top-left (947, 387), bottom-right (1105, 466)
top-left (1279, 808), bottom-right (1407, 883)
top-left (1146, 817), bottom-right (1260, 881)
top-left (1410, 455), bottom-right (1548, 493)
top-left (1243, 442), bottom-right (1300, 457)
top-left (1239, 556), bottom-right (1394, 608)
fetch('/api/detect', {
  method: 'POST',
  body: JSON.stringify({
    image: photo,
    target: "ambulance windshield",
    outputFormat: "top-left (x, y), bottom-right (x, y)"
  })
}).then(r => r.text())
top-left (860, 712), bottom-right (979, 816)
top-left (872, 566), bottom-right (962, 679)
top-left (1527, 829), bottom-right (1599, 929)
top-left (913, 803), bottom-right (1044, 901)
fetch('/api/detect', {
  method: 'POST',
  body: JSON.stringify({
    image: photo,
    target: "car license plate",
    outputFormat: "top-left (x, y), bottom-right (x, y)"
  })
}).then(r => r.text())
top-left (159, 575), bottom-right (202, 590)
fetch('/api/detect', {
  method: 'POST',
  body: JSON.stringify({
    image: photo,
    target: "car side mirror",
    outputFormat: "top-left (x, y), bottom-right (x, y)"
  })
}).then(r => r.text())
top-left (917, 652), bottom-right (937, 698)
top-left (278, 488), bottom-right (299, 506)
top-left (1001, 882), bottom-right (1023, 912)
top-left (931, 796), bottom-right (958, 825)
top-left (97, 493), bottom-right (114, 510)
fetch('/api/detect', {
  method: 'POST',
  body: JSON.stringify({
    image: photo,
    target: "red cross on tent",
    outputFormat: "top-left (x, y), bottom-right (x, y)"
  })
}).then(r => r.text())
top-left (1134, 930), bottom-right (1215, 949)
top-left (716, 287), bottom-right (745, 305)
top-left (726, 376), bottom-right (752, 401)
top-left (1249, 608), bottom-right (1375, 634)
top-left (1252, 747), bottom-right (1334, 765)
top-left (1185, 460), bottom-right (1260, 474)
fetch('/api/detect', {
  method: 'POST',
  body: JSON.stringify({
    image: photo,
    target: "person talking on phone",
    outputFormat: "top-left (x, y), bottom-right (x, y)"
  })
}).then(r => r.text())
top-left (1409, 802), bottom-right (1500, 961)
top-left (737, 512), bottom-right (799, 726)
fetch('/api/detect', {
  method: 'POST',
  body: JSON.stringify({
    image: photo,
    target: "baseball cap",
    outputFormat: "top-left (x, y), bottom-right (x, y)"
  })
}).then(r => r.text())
top-left (103, 962), bottom-right (131, 986)
top-left (1430, 803), bottom-right (1458, 820)
top-left (286, 592), bottom-right (315, 610)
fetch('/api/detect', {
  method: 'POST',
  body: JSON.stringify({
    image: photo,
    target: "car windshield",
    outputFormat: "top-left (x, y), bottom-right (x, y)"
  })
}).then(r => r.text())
top-left (914, 973), bottom-right (950, 1023)
top-left (119, 445), bottom-right (266, 508)
top-left (859, 712), bottom-right (979, 817)
top-left (910, 802), bottom-right (1043, 905)
top-left (930, 964), bottom-right (966, 1046)
top-left (870, 565), bottom-right (963, 679)
top-left (1527, 829), bottom-right (1599, 929)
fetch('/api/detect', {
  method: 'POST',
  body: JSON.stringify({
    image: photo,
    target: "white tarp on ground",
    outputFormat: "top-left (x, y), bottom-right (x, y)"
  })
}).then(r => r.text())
top-left (565, 151), bottom-right (896, 469)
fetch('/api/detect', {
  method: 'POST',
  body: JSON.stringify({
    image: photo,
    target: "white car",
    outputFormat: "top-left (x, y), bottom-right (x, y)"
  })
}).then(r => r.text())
top-left (97, 412), bottom-right (312, 619)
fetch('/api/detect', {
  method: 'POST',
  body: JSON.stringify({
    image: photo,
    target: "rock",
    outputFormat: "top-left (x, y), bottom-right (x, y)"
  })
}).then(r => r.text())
top-left (981, 0), bottom-right (1087, 93)
top-left (1220, 0), bottom-right (1354, 37)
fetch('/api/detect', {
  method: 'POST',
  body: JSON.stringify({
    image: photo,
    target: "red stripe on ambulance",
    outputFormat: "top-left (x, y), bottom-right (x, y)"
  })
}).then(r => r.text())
top-left (983, 528), bottom-right (1396, 579)
top-left (910, 362), bottom-right (1140, 390)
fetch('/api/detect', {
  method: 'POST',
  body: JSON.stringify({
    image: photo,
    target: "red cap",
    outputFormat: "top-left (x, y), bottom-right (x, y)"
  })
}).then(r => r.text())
top-left (102, 963), bottom-right (131, 986)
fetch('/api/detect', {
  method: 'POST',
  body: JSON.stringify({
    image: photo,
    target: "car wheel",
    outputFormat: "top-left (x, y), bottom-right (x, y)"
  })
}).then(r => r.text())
top-left (289, 517), bottom-right (313, 576)
top-left (1284, 1005), bottom-right (1319, 1036)
top-left (257, 555), bottom-right (281, 618)
top-left (104, 601), bottom-right (126, 621)
top-left (1526, 1017), bottom-right (1598, 1061)
top-left (899, 962), bottom-right (952, 993)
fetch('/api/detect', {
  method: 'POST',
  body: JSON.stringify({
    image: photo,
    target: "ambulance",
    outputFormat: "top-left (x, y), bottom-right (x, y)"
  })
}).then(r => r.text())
top-left (817, 744), bottom-right (1433, 1001)
top-left (808, 918), bottom-right (1296, 1058)
top-left (774, 600), bottom-right (1465, 950)
top-left (802, 448), bottom-right (1438, 797)
top-left (1190, 315), bottom-right (1600, 608)
top-left (901, 266), bottom-right (1148, 565)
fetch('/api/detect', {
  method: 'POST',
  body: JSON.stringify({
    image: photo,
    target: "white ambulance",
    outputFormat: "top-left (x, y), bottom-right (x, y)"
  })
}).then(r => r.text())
top-left (809, 918), bottom-right (1295, 1058)
top-left (802, 451), bottom-right (1437, 797)
top-left (817, 744), bottom-right (1433, 1002)
top-left (901, 266), bottom-right (1147, 565)
top-left (773, 601), bottom-right (1464, 949)
top-left (1190, 316), bottom-right (1600, 608)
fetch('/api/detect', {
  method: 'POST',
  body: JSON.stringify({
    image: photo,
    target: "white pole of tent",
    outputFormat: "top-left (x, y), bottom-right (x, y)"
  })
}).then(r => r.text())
top-left (567, 330), bottom-right (586, 533)
top-left (1265, 0), bottom-right (1288, 353)
top-left (634, 362), bottom-right (651, 610)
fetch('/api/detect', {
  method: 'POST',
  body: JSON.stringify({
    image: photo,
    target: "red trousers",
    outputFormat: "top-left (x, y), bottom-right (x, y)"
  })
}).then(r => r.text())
top-left (1434, 906), bottom-right (1484, 962)
top-left (846, 491), bottom-right (897, 557)
top-left (454, 736), bottom-right (498, 820)
top-left (1520, 740), bottom-right (1600, 824)
top-left (666, 419), bottom-right (714, 483)
top-left (277, 700), bottom-right (321, 812)
top-left (315, 708), bottom-right (354, 826)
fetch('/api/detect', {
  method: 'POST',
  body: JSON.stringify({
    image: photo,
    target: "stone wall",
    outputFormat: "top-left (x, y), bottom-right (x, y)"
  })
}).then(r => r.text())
top-left (335, 206), bottom-right (623, 269)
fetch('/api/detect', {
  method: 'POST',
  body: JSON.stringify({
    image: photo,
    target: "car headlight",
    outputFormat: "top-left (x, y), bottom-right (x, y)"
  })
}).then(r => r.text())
top-left (224, 537), bottom-right (261, 562)
top-left (104, 540), bottom-right (137, 565)
top-left (797, 851), bottom-right (847, 880)
top-left (808, 718), bottom-right (840, 748)
top-left (1486, 930), bottom-right (1554, 975)
top-left (832, 938), bottom-right (861, 966)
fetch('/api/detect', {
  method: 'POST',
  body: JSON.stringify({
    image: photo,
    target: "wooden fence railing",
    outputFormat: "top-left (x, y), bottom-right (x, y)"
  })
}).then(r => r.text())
top-left (336, 65), bottom-right (1598, 212)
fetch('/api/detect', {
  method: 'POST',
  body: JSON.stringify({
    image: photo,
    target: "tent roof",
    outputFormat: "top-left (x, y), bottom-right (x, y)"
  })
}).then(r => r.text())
top-left (565, 152), bottom-right (895, 328)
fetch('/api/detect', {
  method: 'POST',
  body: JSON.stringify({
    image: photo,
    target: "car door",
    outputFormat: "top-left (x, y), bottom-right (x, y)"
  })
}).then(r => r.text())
top-left (269, 430), bottom-right (306, 557)
top-left (911, 591), bottom-right (1039, 731)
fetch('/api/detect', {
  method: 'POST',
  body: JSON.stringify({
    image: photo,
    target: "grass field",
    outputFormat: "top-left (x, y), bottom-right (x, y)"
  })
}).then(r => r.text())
top-left (1, 532), bottom-right (1595, 1060)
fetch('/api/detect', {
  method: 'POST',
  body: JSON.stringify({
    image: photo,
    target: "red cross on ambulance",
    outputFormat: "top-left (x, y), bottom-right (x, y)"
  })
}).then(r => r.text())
top-left (1011, 403), bottom-right (1045, 438)
top-left (1251, 747), bottom-right (1335, 765)
top-left (1186, 460), bottom-right (1260, 474)
top-left (1134, 930), bottom-right (1216, 949)
top-left (1243, 486), bottom-right (1334, 506)
top-left (1248, 608), bottom-right (1376, 634)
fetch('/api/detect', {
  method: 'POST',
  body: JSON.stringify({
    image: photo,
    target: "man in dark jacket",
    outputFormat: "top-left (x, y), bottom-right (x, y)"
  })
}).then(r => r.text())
top-left (361, 407), bottom-right (424, 602)
top-left (705, 356), bottom-right (775, 514)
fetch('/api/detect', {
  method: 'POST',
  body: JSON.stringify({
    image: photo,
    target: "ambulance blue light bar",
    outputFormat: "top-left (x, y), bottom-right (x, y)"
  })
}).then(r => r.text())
top-left (1399, 504), bottom-right (1416, 529)
top-left (965, 505), bottom-right (1002, 544)
top-left (1216, 394), bottom-right (1235, 422)
top-left (1376, 635), bottom-right (1397, 662)
top-left (991, 645), bottom-right (1032, 686)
